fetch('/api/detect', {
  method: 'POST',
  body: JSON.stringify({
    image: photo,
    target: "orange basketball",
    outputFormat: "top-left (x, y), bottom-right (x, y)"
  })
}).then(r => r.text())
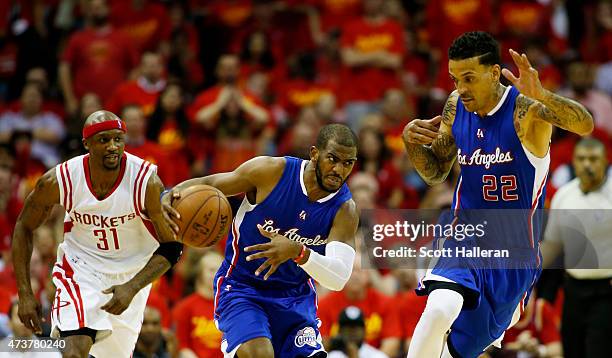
top-left (172, 184), bottom-right (232, 248)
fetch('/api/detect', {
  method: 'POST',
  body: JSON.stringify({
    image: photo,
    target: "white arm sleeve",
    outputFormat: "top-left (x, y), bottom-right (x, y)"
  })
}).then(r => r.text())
top-left (299, 241), bottom-right (355, 291)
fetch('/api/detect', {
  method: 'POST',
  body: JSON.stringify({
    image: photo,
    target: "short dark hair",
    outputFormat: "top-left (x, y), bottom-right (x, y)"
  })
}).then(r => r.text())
top-left (575, 137), bottom-right (606, 153)
top-left (315, 124), bottom-right (358, 150)
top-left (449, 31), bottom-right (500, 66)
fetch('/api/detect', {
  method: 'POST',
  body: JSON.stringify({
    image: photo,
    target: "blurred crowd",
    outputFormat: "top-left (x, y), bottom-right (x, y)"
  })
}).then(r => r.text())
top-left (1, 0), bottom-right (612, 357)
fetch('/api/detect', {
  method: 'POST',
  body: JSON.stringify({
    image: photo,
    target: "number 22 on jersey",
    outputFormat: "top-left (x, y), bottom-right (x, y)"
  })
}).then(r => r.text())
top-left (482, 175), bottom-right (519, 201)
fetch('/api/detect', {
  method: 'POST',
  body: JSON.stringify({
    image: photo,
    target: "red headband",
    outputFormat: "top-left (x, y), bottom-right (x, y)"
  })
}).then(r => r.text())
top-left (82, 120), bottom-right (127, 139)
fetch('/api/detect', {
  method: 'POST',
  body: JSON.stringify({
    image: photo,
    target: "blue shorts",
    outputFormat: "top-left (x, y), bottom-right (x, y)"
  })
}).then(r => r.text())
top-left (214, 276), bottom-right (325, 357)
top-left (417, 251), bottom-right (541, 357)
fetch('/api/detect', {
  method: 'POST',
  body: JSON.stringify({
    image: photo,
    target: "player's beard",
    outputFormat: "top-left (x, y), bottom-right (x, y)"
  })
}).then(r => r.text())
top-left (315, 160), bottom-right (345, 193)
top-left (103, 162), bottom-right (119, 170)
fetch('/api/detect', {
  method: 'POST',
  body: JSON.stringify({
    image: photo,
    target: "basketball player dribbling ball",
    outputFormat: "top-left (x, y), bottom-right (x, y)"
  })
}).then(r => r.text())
top-left (12, 110), bottom-right (183, 358)
top-left (162, 124), bottom-right (359, 358)
top-left (403, 32), bottom-right (594, 358)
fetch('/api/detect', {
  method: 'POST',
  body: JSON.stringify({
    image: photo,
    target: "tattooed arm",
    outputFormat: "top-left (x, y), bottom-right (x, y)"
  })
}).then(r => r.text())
top-left (403, 91), bottom-right (458, 185)
top-left (529, 90), bottom-right (593, 135)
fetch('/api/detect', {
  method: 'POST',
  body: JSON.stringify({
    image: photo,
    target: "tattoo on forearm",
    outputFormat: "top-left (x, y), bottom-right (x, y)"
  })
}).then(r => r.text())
top-left (406, 92), bottom-right (458, 184)
top-left (442, 96), bottom-right (457, 126)
top-left (538, 92), bottom-right (590, 128)
top-left (408, 144), bottom-right (443, 182)
top-left (431, 133), bottom-right (457, 161)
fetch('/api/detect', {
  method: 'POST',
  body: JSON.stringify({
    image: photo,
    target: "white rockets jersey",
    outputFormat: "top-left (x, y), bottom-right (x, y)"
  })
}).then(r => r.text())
top-left (55, 152), bottom-right (159, 274)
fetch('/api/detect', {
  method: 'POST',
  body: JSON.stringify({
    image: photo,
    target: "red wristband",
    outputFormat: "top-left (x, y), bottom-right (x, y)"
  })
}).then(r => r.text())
top-left (293, 245), bottom-right (307, 264)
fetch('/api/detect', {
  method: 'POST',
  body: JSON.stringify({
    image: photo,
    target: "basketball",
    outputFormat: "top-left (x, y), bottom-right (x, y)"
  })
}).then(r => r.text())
top-left (172, 184), bottom-right (233, 248)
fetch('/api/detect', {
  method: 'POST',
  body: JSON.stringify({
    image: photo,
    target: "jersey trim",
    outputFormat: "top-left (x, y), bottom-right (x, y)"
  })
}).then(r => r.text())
top-left (298, 160), bottom-right (341, 203)
top-left (453, 176), bottom-right (463, 212)
top-left (59, 163), bottom-right (69, 211)
top-left (135, 161), bottom-right (152, 218)
top-left (521, 143), bottom-right (551, 205)
top-left (59, 162), bottom-right (74, 212)
top-left (82, 154), bottom-right (127, 201)
top-left (485, 85), bottom-right (512, 116)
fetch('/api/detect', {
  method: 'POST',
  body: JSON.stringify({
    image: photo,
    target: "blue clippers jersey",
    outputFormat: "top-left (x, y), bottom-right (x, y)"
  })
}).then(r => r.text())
top-left (451, 86), bottom-right (550, 210)
top-left (450, 86), bottom-right (550, 256)
top-left (216, 157), bottom-right (352, 290)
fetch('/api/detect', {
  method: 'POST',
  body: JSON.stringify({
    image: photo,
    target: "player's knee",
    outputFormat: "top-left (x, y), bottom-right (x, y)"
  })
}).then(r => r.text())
top-left (237, 337), bottom-right (274, 358)
top-left (423, 289), bottom-right (464, 326)
top-left (61, 334), bottom-right (94, 358)
top-left (62, 346), bottom-right (88, 358)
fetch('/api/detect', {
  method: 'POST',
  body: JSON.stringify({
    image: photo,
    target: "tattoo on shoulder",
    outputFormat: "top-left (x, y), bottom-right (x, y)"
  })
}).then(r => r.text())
top-left (515, 95), bottom-right (536, 121)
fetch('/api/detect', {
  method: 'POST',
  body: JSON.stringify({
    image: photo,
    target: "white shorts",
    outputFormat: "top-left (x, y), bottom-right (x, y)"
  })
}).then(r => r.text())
top-left (50, 252), bottom-right (151, 358)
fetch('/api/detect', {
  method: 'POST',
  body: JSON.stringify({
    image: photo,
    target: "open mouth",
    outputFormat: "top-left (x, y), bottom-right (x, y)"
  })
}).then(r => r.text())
top-left (105, 154), bottom-right (119, 161)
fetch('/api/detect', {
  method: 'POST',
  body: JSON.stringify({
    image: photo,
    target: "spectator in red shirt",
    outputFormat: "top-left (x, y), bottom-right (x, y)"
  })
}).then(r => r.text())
top-left (239, 30), bottom-right (285, 97)
top-left (146, 83), bottom-right (193, 186)
top-left (110, 0), bottom-right (171, 55)
top-left (188, 55), bottom-right (272, 171)
top-left (307, 0), bottom-right (362, 42)
top-left (502, 294), bottom-right (563, 357)
top-left (122, 105), bottom-right (172, 184)
top-left (381, 89), bottom-right (414, 154)
top-left (166, 2), bottom-right (203, 90)
top-left (318, 261), bottom-right (402, 357)
top-left (278, 53), bottom-right (338, 118)
top-left (59, 0), bottom-right (138, 114)
top-left (105, 52), bottom-right (166, 118)
top-left (0, 145), bottom-right (22, 255)
top-left (340, 0), bottom-right (405, 128)
top-left (390, 269), bottom-right (427, 355)
top-left (7, 131), bottom-right (47, 199)
top-left (172, 250), bottom-right (224, 358)
top-left (189, 55), bottom-right (270, 130)
top-left (425, 0), bottom-right (492, 92)
top-left (355, 127), bottom-right (405, 208)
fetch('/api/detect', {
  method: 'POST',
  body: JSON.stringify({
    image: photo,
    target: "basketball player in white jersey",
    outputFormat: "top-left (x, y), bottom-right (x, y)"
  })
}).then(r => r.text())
top-left (12, 110), bottom-right (183, 358)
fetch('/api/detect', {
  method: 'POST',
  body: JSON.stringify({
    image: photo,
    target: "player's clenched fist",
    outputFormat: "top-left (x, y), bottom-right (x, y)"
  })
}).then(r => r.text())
top-left (402, 116), bottom-right (442, 145)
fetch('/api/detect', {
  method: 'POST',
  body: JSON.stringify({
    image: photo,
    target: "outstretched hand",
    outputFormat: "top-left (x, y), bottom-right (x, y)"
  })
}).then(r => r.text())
top-left (243, 225), bottom-right (303, 280)
top-left (501, 49), bottom-right (546, 101)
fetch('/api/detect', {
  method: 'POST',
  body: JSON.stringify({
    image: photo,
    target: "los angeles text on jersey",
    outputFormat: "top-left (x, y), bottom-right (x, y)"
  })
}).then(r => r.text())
top-left (457, 147), bottom-right (514, 169)
top-left (70, 211), bottom-right (138, 227)
top-left (260, 219), bottom-right (327, 245)
top-left (372, 246), bottom-right (510, 258)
